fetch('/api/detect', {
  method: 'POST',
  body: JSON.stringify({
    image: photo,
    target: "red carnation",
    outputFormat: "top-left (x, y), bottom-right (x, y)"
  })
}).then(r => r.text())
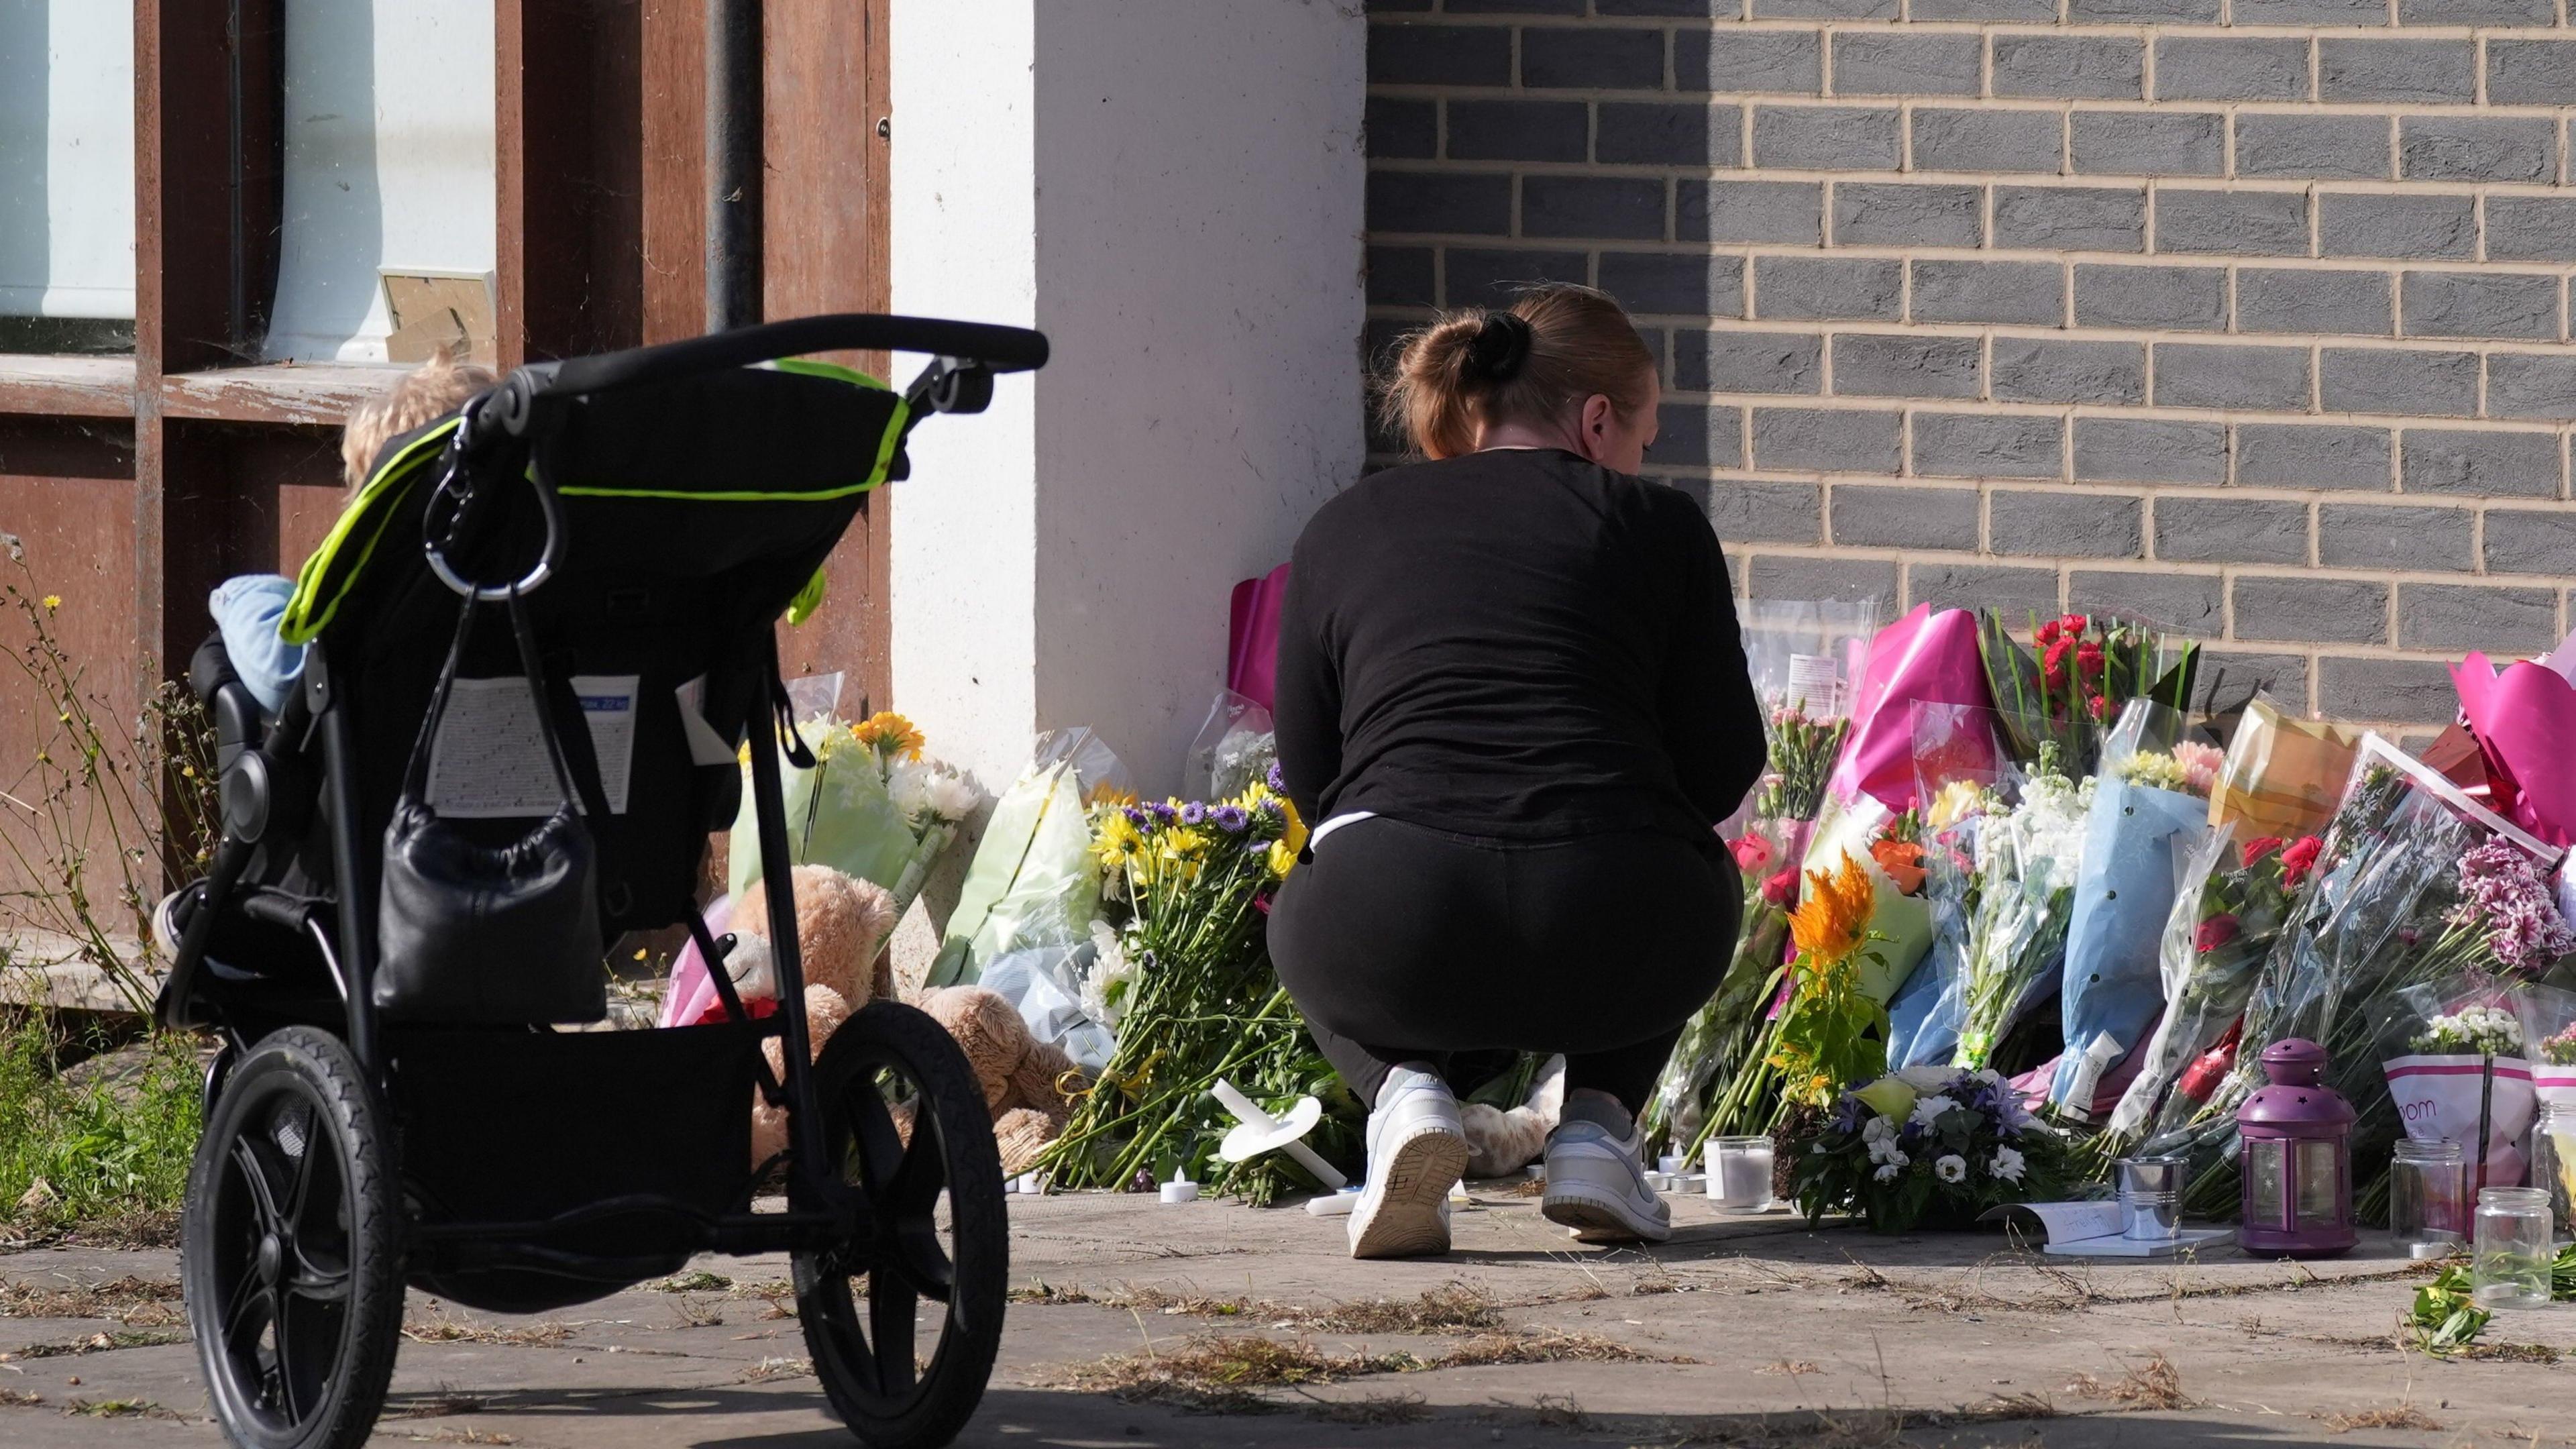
top-left (2195, 912), bottom-right (2241, 953)
top-left (2043, 637), bottom-right (2074, 689)
top-left (2057, 612), bottom-right (2090, 639)
top-left (2280, 835), bottom-right (2323, 886)
top-left (2036, 619), bottom-right (2064, 646)
top-left (2241, 835), bottom-right (2284, 868)
top-left (1762, 867), bottom-right (1800, 908)
top-left (2087, 692), bottom-right (2111, 722)
top-left (2076, 640), bottom-right (2105, 679)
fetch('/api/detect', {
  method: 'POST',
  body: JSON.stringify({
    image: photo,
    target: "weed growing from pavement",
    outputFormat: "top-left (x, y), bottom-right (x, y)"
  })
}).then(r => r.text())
top-left (0, 1015), bottom-right (199, 1242)
top-left (1058, 1324), bottom-right (1678, 1413)
top-left (2320, 1403), bottom-right (2443, 1432)
top-left (63, 1397), bottom-right (182, 1419)
top-left (2064, 1354), bottom-right (2196, 1411)
top-left (1012, 1280), bottom-right (1512, 1334)
top-left (400, 1319), bottom-right (574, 1348)
top-left (0, 1274), bottom-right (181, 1324)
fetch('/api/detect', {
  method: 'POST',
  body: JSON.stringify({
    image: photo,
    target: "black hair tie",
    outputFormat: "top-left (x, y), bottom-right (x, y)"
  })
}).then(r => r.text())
top-left (1466, 311), bottom-right (1534, 383)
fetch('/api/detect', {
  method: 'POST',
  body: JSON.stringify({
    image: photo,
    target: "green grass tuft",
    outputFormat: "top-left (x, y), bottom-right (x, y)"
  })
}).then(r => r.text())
top-left (0, 1015), bottom-right (200, 1237)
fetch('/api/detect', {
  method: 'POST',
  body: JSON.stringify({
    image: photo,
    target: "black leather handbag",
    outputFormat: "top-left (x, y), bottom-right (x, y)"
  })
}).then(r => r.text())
top-left (375, 589), bottom-right (604, 1024)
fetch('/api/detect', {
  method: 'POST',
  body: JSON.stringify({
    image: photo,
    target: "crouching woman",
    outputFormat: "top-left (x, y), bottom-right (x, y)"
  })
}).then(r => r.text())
top-left (1267, 283), bottom-right (1765, 1259)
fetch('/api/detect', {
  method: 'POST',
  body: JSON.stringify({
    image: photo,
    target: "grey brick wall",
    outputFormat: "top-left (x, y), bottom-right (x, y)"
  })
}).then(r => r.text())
top-left (1364, 0), bottom-right (2576, 731)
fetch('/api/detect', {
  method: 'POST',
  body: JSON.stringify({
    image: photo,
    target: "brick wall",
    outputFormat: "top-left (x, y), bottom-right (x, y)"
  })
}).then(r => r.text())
top-left (1362, 0), bottom-right (2576, 733)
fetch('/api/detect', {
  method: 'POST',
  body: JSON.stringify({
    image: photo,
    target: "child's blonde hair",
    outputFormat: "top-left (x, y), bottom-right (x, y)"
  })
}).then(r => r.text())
top-left (340, 349), bottom-right (496, 489)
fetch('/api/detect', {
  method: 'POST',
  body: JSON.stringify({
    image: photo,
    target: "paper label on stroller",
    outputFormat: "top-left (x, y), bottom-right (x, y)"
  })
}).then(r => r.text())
top-left (426, 675), bottom-right (638, 817)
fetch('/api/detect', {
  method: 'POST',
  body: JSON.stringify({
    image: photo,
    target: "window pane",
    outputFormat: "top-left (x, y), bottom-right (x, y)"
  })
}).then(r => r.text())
top-left (266, 0), bottom-right (495, 363)
top-left (0, 0), bottom-right (138, 353)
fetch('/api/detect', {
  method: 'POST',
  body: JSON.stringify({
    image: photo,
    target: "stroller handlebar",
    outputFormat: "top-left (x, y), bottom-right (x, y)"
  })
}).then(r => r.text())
top-left (526, 313), bottom-right (1050, 403)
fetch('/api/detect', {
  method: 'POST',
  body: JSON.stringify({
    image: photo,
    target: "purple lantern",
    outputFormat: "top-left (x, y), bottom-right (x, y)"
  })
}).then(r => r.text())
top-left (2237, 1038), bottom-right (2357, 1256)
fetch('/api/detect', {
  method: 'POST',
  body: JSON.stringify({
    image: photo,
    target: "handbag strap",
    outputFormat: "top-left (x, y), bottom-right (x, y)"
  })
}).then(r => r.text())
top-left (399, 586), bottom-right (585, 812)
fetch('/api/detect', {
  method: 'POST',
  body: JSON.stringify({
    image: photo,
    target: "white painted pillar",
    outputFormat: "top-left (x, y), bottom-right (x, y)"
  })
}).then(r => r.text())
top-left (889, 0), bottom-right (1366, 796)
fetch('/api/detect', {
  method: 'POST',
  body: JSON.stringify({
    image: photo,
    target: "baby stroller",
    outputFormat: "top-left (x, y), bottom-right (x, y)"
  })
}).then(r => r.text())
top-left (156, 313), bottom-right (1048, 1449)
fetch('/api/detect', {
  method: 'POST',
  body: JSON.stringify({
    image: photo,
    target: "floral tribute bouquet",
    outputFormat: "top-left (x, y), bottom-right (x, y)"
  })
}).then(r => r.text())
top-left (2379, 973), bottom-right (2555, 1195)
top-left (1642, 819), bottom-right (1801, 1152)
top-left (1976, 611), bottom-right (2198, 777)
top-left (1038, 766), bottom-right (1360, 1203)
top-left (1947, 757), bottom-right (2095, 1072)
top-left (2107, 828), bottom-right (2317, 1142)
top-left (727, 702), bottom-right (981, 916)
top-left (1887, 778), bottom-right (1988, 1069)
top-left (2155, 743), bottom-right (2573, 1217)
top-left (2049, 704), bottom-right (2220, 1118)
top-left (1702, 856), bottom-right (1891, 1142)
top-left (1784, 1065), bottom-right (2078, 1234)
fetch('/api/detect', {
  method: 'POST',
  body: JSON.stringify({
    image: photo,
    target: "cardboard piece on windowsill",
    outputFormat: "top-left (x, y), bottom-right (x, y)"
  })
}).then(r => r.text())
top-left (382, 270), bottom-right (496, 368)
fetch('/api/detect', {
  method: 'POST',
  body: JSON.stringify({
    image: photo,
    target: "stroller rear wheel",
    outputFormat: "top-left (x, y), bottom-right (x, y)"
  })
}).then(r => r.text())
top-left (796, 1000), bottom-right (1008, 1448)
top-left (185, 1026), bottom-right (403, 1449)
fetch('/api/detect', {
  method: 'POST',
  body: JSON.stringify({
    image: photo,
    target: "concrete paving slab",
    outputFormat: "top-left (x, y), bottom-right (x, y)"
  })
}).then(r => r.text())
top-left (0, 1189), bottom-right (2561, 1448)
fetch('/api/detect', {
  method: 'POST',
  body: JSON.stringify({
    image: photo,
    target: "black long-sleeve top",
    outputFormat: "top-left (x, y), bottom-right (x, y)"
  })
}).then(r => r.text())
top-left (1273, 447), bottom-right (1765, 846)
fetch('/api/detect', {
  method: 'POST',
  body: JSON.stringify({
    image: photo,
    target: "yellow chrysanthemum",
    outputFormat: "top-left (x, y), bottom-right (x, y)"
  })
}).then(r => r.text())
top-left (1267, 838), bottom-right (1297, 879)
top-left (1091, 810), bottom-right (1144, 869)
top-left (1787, 857), bottom-right (1874, 964)
top-left (1088, 783), bottom-right (1139, 810)
top-left (851, 710), bottom-right (925, 761)
top-left (1157, 826), bottom-right (1209, 860)
top-left (1279, 798), bottom-right (1308, 857)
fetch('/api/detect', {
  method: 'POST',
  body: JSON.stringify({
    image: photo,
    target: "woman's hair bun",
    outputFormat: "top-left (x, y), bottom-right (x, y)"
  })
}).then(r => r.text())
top-left (1464, 310), bottom-right (1534, 384)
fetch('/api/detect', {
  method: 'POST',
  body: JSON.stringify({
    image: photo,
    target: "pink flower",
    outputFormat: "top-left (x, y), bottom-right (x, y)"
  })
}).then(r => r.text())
top-left (2241, 836), bottom-right (2284, 869)
top-left (1731, 833), bottom-right (1778, 877)
top-left (2280, 836), bottom-right (2322, 887)
top-left (2174, 740), bottom-right (2224, 798)
top-left (1762, 868), bottom-right (1800, 908)
top-left (2196, 913), bottom-right (2240, 953)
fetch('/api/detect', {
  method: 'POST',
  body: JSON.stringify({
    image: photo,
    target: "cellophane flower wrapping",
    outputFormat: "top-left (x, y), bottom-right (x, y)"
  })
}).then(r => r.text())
top-left (1642, 816), bottom-right (1801, 1153)
top-left (1823, 604), bottom-right (1992, 815)
top-left (1975, 611), bottom-right (2198, 778)
top-left (2453, 650), bottom-right (2576, 849)
top-left (928, 728), bottom-right (1128, 988)
top-left (1647, 598), bottom-right (1872, 1154)
top-left (2204, 694), bottom-right (2361, 843)
top-left (1038, 766), bottom-right (1360, 1203)
top-left (1886, 703), bottom-right (2011, 1068)
top-left (2106, 824), bottom-right (2306, 1142)
top-left (1949, 761), bottom-right (2094, 1071)
top-left (1784, 1065), bottom-right (2076, 1234)
top-left (2049, 702), bottom-right (2218, 1118)
top-left (2379, 975), bottom-right (2546, 1191)
top-left (2155, 744), bottom-right (2562, 1217)
top-left (1798, 793), bottom-right (1933, 1004)
top-left (2515, 983), bottom-right (2576, 1230)
top-left (727, 687), bottom-right (983, 913)
top-left (1185, 689), bottom-right (1277, 802)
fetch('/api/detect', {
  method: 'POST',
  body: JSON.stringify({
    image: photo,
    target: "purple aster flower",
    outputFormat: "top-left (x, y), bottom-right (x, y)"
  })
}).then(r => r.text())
top-left (1211, 804), bottom-right (1248, 833)
top-left (1180, 801), bottom-right (1207, 826)
top-left (1267, 760), bottom-right (1286, 792)
top-left (1150, 802), bottom-right (1179, 825)
top-left (1123, 806), bottom-right (1149, 828)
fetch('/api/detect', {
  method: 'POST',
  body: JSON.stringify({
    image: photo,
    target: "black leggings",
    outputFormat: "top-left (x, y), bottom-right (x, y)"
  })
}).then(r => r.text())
top-left (1267, 816), bottom-right (1737, 1116)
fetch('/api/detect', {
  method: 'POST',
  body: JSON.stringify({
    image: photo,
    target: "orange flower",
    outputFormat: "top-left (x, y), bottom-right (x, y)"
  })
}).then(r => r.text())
top-left (1868, 837), bottom-right (1927, 896)
top-left (1787, 855), bottom-right (1874, 963)
top-left (851, 711), bottom-right (925, 761)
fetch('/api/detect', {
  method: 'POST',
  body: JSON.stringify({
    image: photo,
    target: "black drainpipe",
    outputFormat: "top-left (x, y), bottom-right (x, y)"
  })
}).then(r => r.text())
top-left (705, 0), bottom-right (763, 333)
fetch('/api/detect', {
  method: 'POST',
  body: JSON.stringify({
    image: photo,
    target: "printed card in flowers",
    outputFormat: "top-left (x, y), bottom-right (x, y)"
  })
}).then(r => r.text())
top-left (1786, 1065), bottom-right (2077, 1233)
top-left (2379, 976), bottom-right (2542, 1191)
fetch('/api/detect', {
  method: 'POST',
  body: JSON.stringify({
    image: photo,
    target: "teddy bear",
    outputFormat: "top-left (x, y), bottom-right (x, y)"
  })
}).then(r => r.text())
top-left (737, 865), bottom-right (900, 1167)
top-left (916, 984), bottom-right (1087, 1177)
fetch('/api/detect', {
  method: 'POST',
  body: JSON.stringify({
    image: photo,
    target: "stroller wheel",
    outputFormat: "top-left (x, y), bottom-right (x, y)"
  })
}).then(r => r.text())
top-left (184, 1026), bottom-right (403, 1449)
top-left (796, 1000), bottom-right (1008, 1449)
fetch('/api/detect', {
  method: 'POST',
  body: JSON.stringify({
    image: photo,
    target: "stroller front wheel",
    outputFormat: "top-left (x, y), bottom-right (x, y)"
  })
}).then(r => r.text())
top-left (795, 1000), bottom-right (1008, 1448)
top-left (184, 1026), bottom-right (404, 1449)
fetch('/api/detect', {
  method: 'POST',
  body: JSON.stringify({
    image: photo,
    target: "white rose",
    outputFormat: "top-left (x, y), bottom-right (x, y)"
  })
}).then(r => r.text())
top-left (1934, 1154), bottom-right (1967, 1183)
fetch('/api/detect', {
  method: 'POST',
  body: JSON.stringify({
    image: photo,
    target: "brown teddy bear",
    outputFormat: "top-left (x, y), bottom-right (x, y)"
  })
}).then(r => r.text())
top-left (739, 866), bottom-right (899, 1167)
top-left (916, 985), bottom-right (1086, 1177)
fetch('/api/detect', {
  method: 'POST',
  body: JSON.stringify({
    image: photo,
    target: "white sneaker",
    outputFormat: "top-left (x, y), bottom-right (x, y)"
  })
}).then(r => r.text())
top-left (1542, 1119), bottom-right (1672, 1244)
top-left (1347, 1067), bottom-right (1468, 1260)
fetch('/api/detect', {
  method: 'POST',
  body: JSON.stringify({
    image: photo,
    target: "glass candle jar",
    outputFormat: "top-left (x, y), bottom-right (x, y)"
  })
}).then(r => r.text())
top-left (2391, 1139), bottom-right (2467, 1258)
top-left (2473, 1187), bottom-right (2555, 1310)
top-left (2530, 1101), bottom-right (2575, 1242)
top-left (1706, 1136), bottom-right (1774, 1212)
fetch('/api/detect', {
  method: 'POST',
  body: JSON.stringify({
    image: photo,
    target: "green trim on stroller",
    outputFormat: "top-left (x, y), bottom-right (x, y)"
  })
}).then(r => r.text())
top-left (278, 366), bottom-right (906, 645)
top-left (280, 418), bottom-right (465, 645)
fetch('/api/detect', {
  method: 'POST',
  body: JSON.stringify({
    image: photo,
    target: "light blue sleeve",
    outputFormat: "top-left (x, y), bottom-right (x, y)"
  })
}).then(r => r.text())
top-left (207, 575), bottom-right (307, 714)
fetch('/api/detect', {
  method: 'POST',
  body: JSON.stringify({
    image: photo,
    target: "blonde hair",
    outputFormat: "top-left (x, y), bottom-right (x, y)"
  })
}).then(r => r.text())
top-left (1377, 284), bottom-right (1656, 460)
top-left (340, 349), bottom-right (496, 489)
